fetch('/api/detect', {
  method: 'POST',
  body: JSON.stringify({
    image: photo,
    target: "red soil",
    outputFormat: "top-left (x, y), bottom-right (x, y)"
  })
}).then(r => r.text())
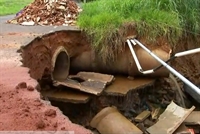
top-left (0, 62), bottom-right (92, 133)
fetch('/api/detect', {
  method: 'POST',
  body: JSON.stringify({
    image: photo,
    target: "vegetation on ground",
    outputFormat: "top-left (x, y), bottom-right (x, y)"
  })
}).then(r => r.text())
top-left (77, 0), bottom-right (200, 61)
top-left (0, 0), bottom-right (33, 16)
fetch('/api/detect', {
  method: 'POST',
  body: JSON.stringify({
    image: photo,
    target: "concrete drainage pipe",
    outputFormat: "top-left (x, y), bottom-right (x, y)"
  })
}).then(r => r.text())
top-left (51, 46), bottom-right (70, 81)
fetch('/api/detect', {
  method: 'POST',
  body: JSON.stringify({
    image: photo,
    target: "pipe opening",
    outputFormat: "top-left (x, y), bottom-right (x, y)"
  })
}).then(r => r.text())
top-left (52, 46), bottom-right (70, 81)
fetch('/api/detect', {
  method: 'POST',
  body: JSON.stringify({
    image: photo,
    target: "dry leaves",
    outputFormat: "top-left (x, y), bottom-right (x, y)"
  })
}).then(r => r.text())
top-left (7, 0), bottom-right (82, 26)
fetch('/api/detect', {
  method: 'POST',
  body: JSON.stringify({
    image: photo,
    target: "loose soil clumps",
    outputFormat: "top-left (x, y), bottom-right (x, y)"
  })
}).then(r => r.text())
top-left (0, 63), bottom-right (92, 133)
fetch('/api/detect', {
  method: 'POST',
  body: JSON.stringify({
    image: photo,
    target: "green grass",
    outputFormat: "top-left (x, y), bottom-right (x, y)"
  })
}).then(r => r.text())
top-left (0, 0), bottom-right (33, 16)
top-left (77, 0), bottom-right (200, 61)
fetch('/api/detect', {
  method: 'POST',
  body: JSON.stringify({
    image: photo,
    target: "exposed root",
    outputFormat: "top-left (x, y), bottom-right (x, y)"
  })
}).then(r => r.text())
top-left (169, 73), bottom-right (186, 108)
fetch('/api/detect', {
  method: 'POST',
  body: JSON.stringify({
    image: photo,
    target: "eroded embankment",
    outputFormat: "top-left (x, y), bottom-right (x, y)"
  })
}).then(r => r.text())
top-left (172, 36), bottom-right (200, 85)
top-left (20, 30), bottom-right (90, 80)
top-left (19, 29), bottom-right (172, 82)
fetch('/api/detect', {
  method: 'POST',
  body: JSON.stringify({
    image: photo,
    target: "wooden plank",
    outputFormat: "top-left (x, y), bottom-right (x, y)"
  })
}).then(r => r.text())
top-left (105, 76), bottom-right (155, 96)
top-left (41, 89), bottom-right (91, 104)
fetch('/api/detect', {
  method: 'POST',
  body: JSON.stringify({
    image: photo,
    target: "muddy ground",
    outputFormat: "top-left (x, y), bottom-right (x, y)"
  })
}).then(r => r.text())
top-left (0, 15), bottom-right (92, 133)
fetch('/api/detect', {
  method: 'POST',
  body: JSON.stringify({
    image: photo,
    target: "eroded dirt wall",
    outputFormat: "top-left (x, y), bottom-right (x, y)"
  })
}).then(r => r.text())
top-left (172, 36), bottom-right (200, 85)
top-left (20, 29), bottom-right (172, 81)
top-left (20, 30), bottom-right (90, 80)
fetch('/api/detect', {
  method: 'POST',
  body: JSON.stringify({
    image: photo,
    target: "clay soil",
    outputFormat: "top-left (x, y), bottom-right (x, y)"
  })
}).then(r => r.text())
top-left (0, 20), bottom-right (92, 133)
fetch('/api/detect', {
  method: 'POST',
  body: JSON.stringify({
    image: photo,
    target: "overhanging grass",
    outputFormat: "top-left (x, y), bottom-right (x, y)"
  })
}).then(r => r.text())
top-left (0, 0), bottom-right (33, 16)
top-left (77, 0), bottom-right (200, 61)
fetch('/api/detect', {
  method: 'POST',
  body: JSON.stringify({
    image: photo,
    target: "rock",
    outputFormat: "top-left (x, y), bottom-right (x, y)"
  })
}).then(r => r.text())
top-left (33, 99), bottom-right (43, 106)
top-left (53, 122), bottom-right (58, 128)
top-left (36, 120), bottom-right (45, 129)
top-left (27, 85), bottom-right (34, 91)
top-left (16, 82), bottom-right (27, 89)
top-left (45, 109), bottom-right (57, 117)
top-left (61, 127), bottom-right (65, 130)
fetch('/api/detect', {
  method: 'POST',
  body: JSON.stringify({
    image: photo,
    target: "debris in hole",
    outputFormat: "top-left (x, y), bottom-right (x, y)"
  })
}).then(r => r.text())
top-left (151, 107), bottom-right (161, 120)
top-left (7, 0), bottom-right (82, 26)
top-left (134, 110), bottom-right (151, 123)
top-left (90, 107), bottom-right (143, 134)
top-left (54, 72), bottom-right (115, 95)
top-left (146, 101), bottom-right (195, 134)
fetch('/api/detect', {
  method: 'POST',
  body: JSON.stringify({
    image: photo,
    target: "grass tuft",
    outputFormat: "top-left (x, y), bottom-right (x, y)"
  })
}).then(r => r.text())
top-left (0, 0), bottom-right (33, 16)
top-left (78, 0), bottom-right (200, 61)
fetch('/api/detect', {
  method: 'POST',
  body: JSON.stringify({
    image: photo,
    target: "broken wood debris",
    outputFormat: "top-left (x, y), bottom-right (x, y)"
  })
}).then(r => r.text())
top-left (147, 101), bottom-right (195, 134)
top-left (7, 0), bottom-right (82, 26)
top-left (54, 72), bottom-right (114, 95)
top-left (134, 110), bottom-right (151, 123)
top-left (151, 107), bottom-right (161, 120)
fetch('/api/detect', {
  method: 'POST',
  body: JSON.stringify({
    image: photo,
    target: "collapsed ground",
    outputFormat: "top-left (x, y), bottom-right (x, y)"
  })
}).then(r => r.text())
top-left (1, 0), bottom-right (200, 133)
top-left (19, 28), bottom-right (200, 133)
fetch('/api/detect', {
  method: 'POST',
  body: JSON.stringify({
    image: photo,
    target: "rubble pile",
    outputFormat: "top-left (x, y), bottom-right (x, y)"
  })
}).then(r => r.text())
top-left (7, 0), bottom-right (82, 26)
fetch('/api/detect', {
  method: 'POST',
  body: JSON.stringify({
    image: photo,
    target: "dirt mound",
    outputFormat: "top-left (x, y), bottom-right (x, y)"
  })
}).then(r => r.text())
top-left (0, 63), bottom-right (92, 133)
top-left (8, 0), bottom-right (82, 26)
